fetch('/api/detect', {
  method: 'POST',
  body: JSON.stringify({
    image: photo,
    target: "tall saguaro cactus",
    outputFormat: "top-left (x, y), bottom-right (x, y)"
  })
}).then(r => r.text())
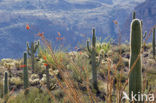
top-left (3, 71), bottom-right (9, 96)
top-left (153, 28), bottom-right (155, 58)
top-left (129, 19), bottom-right (142, 102)
top-left (87, 28), bottom-right (101, 91)
top-left (23, 52), bottom-right (29, 94)
top-left (27, 40), bottom-right (39, 73)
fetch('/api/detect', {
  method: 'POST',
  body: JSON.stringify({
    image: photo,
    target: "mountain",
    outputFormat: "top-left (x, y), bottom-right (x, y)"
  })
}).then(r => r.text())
top-left (122, 0), bottom-right (156, 41)
top-left (0, 0), bottom-right (146, 59)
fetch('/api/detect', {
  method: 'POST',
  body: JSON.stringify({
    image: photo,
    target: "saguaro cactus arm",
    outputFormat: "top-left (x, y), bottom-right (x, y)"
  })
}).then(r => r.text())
top-left (87, 41), bottom-right (91, 53)
top-left (92, 28), bottom-right (96, 48)
top-left (27, 42), bottom-right (31, 56)
top-left (34, 41), bottom-right (40, 53)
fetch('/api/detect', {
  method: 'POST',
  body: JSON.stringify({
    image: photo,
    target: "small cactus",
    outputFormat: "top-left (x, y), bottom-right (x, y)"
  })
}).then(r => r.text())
top-left (23, 52), bottom-right (29, 94)
top-left (27, 40), bottom-right (39, 73)
top-left (132, 11), bottom-right (136, 20)
top-left (3, 71), bottom-right (9, 96)
top-left (87, 28), bottom-right (101, 91)
top-left (153, 28), bottom-right (155, 58)
top-left (129, 19), bottom-right (142, 102)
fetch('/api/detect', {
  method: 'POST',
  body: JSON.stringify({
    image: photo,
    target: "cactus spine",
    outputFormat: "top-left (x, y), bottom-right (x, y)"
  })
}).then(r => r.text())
top-left (46, 65), bottom-right (50, 89)
top-left (23, 52), bottom-right (29, 94)
top-left (3, 71), bottom-right (9, 96)
top-left (27, 41), bottom-right (39, 73)
top-left (153, 28), bottom-right (155, 58)
top-left (87, 28), bottom-right (100, 91)
top-left (129, 19), bottom-right (142, 102)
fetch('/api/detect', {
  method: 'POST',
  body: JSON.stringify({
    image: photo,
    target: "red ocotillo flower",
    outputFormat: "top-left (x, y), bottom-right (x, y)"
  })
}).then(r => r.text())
top-left (60, 37), bottom-right (64, 40)
top-left (37, 32), bottom-right (44, 37)
top-left (58, 32), bottom-right (61, 36)
top-left (56, 37), bottom-right (64, 41)
top-left (113, 20), bottom-right (118, 25)
top-left (44, 63), bottom-right (48, 67)
top-left (19, 65), bottom-right (26, 68)
top-left (43, 56), bottom-right (47, 60)
top-left (79, 51), bottom-right (82, 55)
top-left (36, 32), bottom-right (45, 40)
top-left (26, 24), bottom-right (30, 30)
top-left (56, 37), bottom-right (59, 40)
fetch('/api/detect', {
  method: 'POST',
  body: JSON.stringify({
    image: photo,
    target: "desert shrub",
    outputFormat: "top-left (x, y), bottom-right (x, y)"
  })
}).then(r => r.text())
top-left (10, 77), bottom-right (23, 86)
top-left (38, 46), bottom-right (69, 69)
top-left (67, 52), bottom-right (91, 82)
top-left (7, 87), bottom-right (54, 103)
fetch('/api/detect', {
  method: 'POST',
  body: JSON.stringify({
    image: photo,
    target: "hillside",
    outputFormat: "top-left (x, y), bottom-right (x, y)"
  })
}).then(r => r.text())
top-left (0, 43), bottom-right (155, 102)
top-left (0, 0), bottom-right (146, 59)
top-left (122, 0), bottom-right (156, 41)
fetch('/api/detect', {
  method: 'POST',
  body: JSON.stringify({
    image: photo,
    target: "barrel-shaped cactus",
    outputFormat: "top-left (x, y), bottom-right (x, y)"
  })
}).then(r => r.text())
top-left (87, 28), bottom-right (101, 91)
top-left (27, 40), bottom-right (39, 73)
top-left (3, 71), bottom-right (9, 96)
top-left (23, 52), bottom-right (29, 93)
top-left (129, 19), bottom-right (142, 102)
top-left (153, 28), bottom-right (155, 58)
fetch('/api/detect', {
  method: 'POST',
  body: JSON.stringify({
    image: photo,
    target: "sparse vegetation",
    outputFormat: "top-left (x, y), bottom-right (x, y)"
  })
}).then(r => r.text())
top-left (0, 12), bottom-right (156, 103)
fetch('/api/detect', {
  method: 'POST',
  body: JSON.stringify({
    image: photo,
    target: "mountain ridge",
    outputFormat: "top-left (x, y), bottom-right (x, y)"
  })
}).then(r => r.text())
top-left (0, 0), bottom-right (150, 59)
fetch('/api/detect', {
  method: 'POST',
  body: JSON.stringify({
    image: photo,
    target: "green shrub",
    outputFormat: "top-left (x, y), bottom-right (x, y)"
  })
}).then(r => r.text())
top-left (7, 87), bottom-right (54, 103)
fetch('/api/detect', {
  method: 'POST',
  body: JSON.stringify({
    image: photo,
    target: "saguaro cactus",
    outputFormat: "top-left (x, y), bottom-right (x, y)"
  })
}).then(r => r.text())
top-left (23, 52), bottom-right (29, 93)
top-left (3, 71), bottom-right (9, 96)
top-left (87, 28), bottom-right (101, 91)
top-left (27, 40), bottom-right (39, 73)
top-left (153, 28), bottom-right (155, 58)
top-left (129, 19), bottom-right (142, 102)
top-left (132, 11), bottom-right (136, 20)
